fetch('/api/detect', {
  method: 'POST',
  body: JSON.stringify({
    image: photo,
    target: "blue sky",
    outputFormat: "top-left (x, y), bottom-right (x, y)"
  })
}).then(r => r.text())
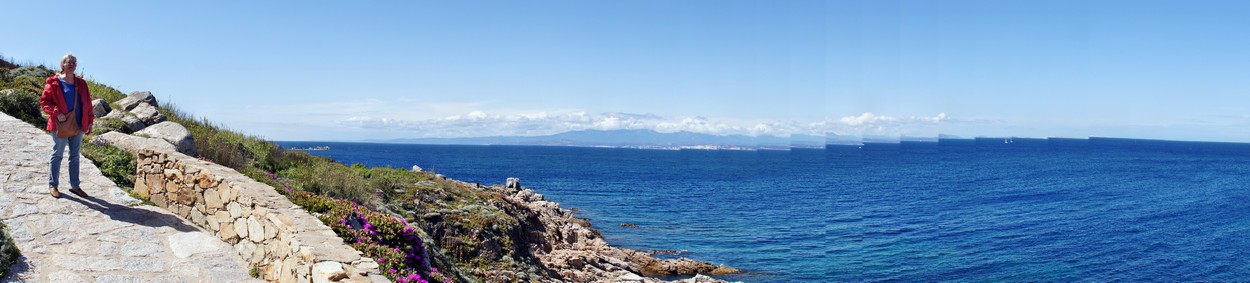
top-left (6, 1), bottom-right (1250, 142)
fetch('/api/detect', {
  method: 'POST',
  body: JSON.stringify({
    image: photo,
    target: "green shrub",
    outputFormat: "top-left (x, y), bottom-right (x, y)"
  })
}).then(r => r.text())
top-left (0, 88), bottom-right (43, 127)
top-left (85, 80), bottom-right (126, 103)
top-left (286, 161), bottom-right (374, 206)
top-left (82, 134), bottom-right (135, 189)
top-left (0, 221), bottom-right (20, 278)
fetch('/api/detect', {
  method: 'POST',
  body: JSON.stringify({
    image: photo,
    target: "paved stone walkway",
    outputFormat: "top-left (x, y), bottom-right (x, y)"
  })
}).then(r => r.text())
top-left (0, 112), bottom-right (261, 283)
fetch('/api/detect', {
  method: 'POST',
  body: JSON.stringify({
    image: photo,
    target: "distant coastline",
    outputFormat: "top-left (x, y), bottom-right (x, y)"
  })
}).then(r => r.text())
top-left (288, 145), bottom-right (330, 151)
top-left (357, 129), bottom-right (1250, 152)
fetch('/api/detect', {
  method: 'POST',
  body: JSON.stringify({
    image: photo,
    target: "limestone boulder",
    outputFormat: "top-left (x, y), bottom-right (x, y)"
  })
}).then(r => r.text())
top-left (311, 261), bottom-right (347, 283)
top-left (116, 90), bottom-right (157, 111)
top-left (129, 103), bottom-right (166, 126)
top-left (121, 114), bottom-right (146, 132)
top-left (99, 132), bottom-right (177, 153)
top-left (506, 177), bottom-right (522, 189)
top-left (103, 109), bottom-right (124, 120)
top-left (92, 99), bottom-right (111, 118)
top-left (135, 121), bottom-right (195, 155)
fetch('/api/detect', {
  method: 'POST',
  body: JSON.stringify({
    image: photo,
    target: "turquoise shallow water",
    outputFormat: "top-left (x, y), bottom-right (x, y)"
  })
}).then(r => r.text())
top-left (279, 138), bottom-right (1250, 282)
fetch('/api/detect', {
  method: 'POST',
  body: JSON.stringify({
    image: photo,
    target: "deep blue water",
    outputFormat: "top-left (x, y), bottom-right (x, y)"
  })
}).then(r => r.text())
top-left (278, 138), bottom-right (1250, 282)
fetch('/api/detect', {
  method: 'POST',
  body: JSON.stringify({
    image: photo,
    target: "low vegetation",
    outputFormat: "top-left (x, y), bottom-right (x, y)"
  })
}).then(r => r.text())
top-left (0, 221), bottom-right (19, 278)
top-left (1, 56), bottom-right (546, 282)
top-left (82, 135), bottom-right (135, 189)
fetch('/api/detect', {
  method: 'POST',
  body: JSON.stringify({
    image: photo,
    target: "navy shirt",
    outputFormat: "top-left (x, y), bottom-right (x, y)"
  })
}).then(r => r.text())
top-left (59, 77), bottom-right (81, 123)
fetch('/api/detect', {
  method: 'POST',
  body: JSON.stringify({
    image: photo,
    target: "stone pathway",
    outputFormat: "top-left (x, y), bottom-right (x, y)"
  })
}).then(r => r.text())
top-left (0, 112), bottom-right (261, 283)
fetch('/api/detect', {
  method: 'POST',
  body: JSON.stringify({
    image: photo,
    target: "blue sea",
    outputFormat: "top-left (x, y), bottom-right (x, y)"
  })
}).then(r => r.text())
top-left (278, 138), bottom-right (1250, 282)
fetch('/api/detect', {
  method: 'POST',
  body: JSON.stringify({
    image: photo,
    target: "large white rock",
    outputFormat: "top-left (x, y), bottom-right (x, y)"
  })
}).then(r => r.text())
top-left (168, 232), bottom-right (227, 258)
top-left (135, 121), bottom-right (195, 155)
top-left (99, 131), bottom-right (177, 153)
top-left (128, 103), bottom-right (166, 126)
top-left (116, 90), bottom-right (157, 111)
top-left (311, 261), bottom-right (346, 283)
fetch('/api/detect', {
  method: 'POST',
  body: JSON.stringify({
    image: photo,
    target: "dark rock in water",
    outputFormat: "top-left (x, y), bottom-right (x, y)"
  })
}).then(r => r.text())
top-left (710, 265), bottom-right (742, 275)
top-left (647, 249), bottom-right (684, 255)
top-left (620, 223), bottom-right (639, 228)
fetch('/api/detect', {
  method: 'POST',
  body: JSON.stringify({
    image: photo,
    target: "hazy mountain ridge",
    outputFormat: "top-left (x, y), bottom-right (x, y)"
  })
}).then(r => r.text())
top-left (372, 129), bottom-right (831, 150)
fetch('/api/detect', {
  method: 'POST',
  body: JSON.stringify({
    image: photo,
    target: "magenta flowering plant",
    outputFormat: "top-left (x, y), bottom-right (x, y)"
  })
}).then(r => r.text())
top-left (296, 191), bottom-right (443, 282)
top-left (428, 268), bottom-right (455, 283)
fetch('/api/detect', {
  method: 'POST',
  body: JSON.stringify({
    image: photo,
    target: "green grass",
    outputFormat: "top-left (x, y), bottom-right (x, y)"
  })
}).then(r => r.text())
top-left (81, 134), bottom-right (136, 189)
top-left (0, 88), bottom-right (43, 126)
top-left (0, 221), bottom-right (20, 278)
top-left (85, 80), bottom-right (126, 104)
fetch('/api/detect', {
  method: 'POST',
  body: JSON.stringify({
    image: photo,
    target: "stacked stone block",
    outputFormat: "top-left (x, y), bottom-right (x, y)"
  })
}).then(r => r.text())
top-left (133, 149), bottom-right (388, 283)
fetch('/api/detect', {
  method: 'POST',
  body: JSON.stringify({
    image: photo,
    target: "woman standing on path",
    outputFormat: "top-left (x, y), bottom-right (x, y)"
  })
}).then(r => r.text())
top-left (39, 53), bottom-right (94, 198)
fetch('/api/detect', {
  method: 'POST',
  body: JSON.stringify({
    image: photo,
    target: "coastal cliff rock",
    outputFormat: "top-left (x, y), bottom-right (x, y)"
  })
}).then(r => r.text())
top-left (407, 176), bottom-right (738, 282)
top-left (498, 183), bottom-right (737, 282)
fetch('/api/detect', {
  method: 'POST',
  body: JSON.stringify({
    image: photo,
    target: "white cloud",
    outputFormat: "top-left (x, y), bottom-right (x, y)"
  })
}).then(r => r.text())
top-left (335, 110), bottom-right (952, 138)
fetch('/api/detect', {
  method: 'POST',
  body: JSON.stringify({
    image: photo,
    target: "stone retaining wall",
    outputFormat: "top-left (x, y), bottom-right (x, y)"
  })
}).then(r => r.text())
top-left (132, 149), bottom-right (388, 283)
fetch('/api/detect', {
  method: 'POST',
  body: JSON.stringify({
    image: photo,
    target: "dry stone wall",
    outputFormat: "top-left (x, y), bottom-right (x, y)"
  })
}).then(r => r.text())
top-left (132, 149), bottom-right (389, 283)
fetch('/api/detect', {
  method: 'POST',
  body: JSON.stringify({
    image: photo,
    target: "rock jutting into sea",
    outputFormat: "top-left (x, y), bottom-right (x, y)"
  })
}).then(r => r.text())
top-left (479, 177), bottom-right (742, 282)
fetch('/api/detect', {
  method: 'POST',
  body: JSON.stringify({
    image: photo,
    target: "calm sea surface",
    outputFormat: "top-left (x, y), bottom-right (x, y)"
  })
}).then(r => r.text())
top-left (277, 138), bottom-right (1250, 282)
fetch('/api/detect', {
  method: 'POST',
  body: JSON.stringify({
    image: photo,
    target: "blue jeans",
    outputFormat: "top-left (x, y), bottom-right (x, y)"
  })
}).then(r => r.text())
top-left (49, 132), bottom-right (83, 189)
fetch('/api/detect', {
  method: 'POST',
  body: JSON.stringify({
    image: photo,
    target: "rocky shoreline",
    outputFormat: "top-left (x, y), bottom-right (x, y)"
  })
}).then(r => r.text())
top-left (424, 177), bottom-right (741, 283)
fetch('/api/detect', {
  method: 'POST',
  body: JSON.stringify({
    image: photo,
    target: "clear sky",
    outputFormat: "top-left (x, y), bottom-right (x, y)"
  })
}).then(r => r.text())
top-left (6, 1), bottom-right (1250, 142)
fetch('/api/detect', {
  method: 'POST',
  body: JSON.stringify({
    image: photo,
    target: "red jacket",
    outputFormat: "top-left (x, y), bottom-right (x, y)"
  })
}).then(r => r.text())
top-left (39, 75), bottom-right (94, 133)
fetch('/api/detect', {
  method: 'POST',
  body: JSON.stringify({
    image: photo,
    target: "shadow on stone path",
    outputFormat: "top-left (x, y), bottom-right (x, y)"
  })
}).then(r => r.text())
top-left (0, 112), bottom-right (262, 283)
top-left (62, 194), bottom-right (199, 233)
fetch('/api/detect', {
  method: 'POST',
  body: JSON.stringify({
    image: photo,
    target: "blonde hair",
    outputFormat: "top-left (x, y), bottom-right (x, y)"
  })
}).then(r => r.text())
top-left (60, 53), bottom-right (77, 76)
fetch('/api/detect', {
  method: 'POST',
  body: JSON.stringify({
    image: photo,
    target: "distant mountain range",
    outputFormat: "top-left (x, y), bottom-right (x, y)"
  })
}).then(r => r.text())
top-left (366, 130), bottom-right (1250, 151)
top-left (370, 129), bottom-right (832, 150)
